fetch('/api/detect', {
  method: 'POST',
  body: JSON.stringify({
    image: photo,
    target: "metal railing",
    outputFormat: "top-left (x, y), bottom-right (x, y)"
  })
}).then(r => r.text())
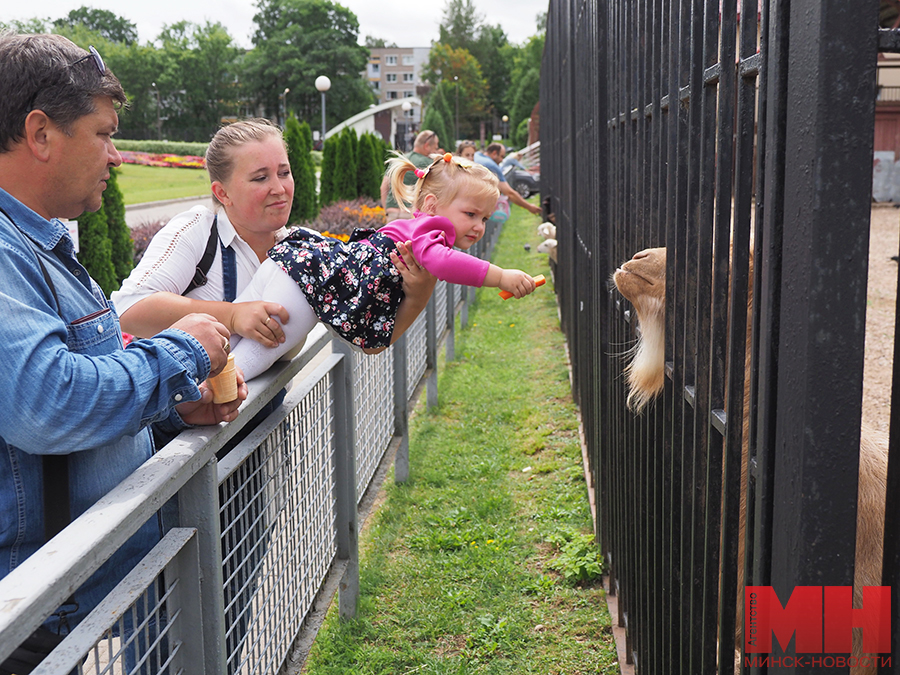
top-left (542, 0), bottom-right (893, 673)
top-left (0, 219), bottom-right (502, 674)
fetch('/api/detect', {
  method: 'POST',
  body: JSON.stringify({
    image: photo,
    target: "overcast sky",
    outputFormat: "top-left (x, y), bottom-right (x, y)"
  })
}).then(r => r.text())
top-left (6, 0), bottom-right (548, 49)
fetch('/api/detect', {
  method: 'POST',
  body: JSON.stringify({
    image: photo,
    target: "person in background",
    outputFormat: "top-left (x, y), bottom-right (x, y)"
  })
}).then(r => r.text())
top-left (381, 130), bottom-right (440, 220)
top-left (456, 140), bottom-right (477, 161)
top-left (475, 142), bottom-right (542, 216)
top-left (500, 148), bottom-right (528, 172)
top-left (0, 31), bottom-right (244, 651)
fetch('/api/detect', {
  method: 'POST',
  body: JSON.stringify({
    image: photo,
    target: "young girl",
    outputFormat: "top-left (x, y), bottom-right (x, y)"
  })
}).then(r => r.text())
top-left (229, 152), bottom-right (538, 380)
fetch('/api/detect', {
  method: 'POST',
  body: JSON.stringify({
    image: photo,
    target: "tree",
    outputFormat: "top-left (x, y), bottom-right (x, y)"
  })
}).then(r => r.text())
top-left (104, 167), bottom-right (133, 284)
top-left (156, 21), bottom-right (241, 141)
top-left (421, 107), bottom-right (451, 155)
top-left (427, 81), bottom-right (456, 146)
top-left (357, 133), bottom-right (382, 202)
top-left (285, 114), bottom-right (318, 222)
top-left (422, 44), bottom-right (488, 140)
top-left (318, 135), bottom-right (338, 207)
top-left (506, 34), bottom-right (545, 145)
top-left (76, 207), bottom-right (118, 297)
top-left (333, 129), bottom-right (358, 202)
top-left (243, 0), bottom-right (375, 129)
top-left (54, 7), bottom-right (138, 45)
top-left (365, 36), bottom-right (397, 48)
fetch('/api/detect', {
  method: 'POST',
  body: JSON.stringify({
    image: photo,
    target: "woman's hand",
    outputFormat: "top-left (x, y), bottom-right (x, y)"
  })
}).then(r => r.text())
top-left (391, 240), bottom-right (436, 307)
top-left (177, 367), bottom-right (249, 425)
top-left (230, 301), bottom-right (289, 348)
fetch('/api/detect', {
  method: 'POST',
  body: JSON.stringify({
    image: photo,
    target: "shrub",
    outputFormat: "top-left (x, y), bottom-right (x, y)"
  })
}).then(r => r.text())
top-left (104, 167), bottom-right (133, 284)
top-left (356, 133), bottom-right (382, 202)
top-left (332, 129), bottom-right (358, 202)
top-left (285, 114), bottom-right (318, 223)
top-left (113, 139), bottom-right (209, 156)
top-left (130, 219), bottom-right (167, 265)
top-left (301, 197), bottom-right (386, 238)
top-left (318, 135), bottom-right (338, 207)
top-left (76, 206), bottom-right (117, 297)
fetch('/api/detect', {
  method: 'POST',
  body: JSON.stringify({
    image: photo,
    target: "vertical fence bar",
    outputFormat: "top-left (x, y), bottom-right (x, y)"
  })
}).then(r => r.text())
top-left (177, 459), bottom-right (227, 674)
top-left (332, 349), bottom-right (359, 620)
top-left (165, 530), bottom-right (205, 673)
top-left (425, 294), bottom-right (438, 411)
top-left (393, 334), bottom-right (410, 484)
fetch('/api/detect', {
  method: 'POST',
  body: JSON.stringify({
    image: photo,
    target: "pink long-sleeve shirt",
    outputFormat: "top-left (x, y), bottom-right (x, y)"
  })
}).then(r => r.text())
top-left (377, 212), bottom-right (490, 287)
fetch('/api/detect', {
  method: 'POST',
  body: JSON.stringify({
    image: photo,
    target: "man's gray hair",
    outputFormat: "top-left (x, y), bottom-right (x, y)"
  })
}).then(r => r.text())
top-left (0, 33), bottom-right (126, 153)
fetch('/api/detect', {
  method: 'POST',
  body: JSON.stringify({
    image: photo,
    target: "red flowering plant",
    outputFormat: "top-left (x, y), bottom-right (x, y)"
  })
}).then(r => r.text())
top-left (119, 150), bottom-right (206, 169)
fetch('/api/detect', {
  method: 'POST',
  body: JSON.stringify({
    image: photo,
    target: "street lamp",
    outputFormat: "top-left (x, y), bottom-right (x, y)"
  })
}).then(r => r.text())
top-left (315, 75), bottom-right (331, 143)
top-left (151, 82), bottom-right (162, 140)
top-left (400, 99), bottom-right (413, 151)
top-left (280, 87), bottom-right (290, 127)
top-left (453, 75), bottom-right (459, 143)
top-left (502, 114), bottom-right (509, 141)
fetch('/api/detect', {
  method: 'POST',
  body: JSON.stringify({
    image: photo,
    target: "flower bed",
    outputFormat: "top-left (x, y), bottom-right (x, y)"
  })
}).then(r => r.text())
top-left (119, 150), bottom-right (205, 169)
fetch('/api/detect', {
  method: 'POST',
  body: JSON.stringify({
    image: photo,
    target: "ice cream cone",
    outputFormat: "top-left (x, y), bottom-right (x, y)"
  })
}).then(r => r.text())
top-left (208, 353), bottom-right (238, 403)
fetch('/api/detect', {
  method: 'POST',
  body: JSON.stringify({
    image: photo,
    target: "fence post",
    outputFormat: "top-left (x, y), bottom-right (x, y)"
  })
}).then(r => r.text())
top-left (392, 333), bottom-right (410, 483)
top-left (164, 529), bottom-right (205, 673)
top-left (446, 284), bottom-right (456, 361)
top-left (425, 293), bottom-right (438, 411)
top-left (331, 345), bottom-right (359, 619)
top-left (177, 459), bottom-right (227, 673)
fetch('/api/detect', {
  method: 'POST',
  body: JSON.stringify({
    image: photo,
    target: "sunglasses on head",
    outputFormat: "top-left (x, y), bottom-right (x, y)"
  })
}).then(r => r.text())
top-left (69, 46), bottom-right (105, 75)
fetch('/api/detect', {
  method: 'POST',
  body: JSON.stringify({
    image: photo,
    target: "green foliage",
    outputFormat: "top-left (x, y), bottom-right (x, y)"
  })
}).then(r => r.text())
top-left (318, 135), bottom-right (338, 207)
top-left (506, 34), bottom-right (545, 140)
top-left (53, 7), bottom-right (138, 44)
top-left (112, 140), bottom-right (209, 155)
top-left (76, 207), bottom-right (118, 297)
top-left (103, 167), bottom-right (133, 284)
top-left (243, 0), bottom-right (375, 128)
top-left (426, 82), bottom-right (456, 147)
top-left (545, 532), bottom-right (604, 586)
top-left (356, 133), bottom-right (382, 202)
top-left (421, 107), bottom-right (450, 154)
top-left (422, 44), bottom-right (489, 139)
top-left (332, 129), bottom-right (358, 202)
top-left (514, 118), bottom-right (530, 148)
top-left (284, 114), bottom-right (318, 222)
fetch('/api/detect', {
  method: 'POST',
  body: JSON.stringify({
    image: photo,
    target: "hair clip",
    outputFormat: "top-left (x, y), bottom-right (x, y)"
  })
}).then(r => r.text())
top-left (443, 153), bottom-right (453, 163)
top-left (414, 167), bottom-right (428, 179)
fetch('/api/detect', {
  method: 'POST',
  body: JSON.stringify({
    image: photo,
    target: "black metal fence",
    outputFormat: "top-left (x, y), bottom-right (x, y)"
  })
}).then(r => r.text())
top-left (541, 0), bottom-right (899, 672)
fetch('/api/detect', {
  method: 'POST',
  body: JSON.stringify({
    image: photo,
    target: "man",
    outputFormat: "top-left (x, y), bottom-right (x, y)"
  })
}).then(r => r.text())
top-left (0, 33), bottom-right (247, 638)
top-left (381, 130), bottom-right (440, 220)
top-left (475, 142), bottom-right (542, 216)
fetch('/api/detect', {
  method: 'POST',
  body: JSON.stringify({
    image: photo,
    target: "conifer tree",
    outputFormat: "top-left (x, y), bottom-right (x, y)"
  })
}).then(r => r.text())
top-left (318, 135), bottom-right (338, 207)
top-left (333, 129), bottom-right (358, 201)
top-left (357, 133), bottom-right (382, 202)
top-left (297, 120), bottom-right (318, 219)
top-left (103, 167), bottom-right (133, 284)
top-left (421, 107), bottom-right (451, 154)
top-left (76, 205), bottom-right (118, 297)
top-left (284, 114), bottom-right (318, 222)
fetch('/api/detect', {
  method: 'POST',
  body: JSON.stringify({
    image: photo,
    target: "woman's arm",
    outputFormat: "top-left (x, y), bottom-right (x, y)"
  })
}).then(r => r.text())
top-left (362, 241), bottom-right (436, 355)
top-left (120, 293), bottom-right (288, 348)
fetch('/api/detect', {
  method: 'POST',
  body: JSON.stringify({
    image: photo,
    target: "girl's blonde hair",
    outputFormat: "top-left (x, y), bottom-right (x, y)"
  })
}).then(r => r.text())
top-left (385, 151), bottom-right (500, 214)
top-left (205, 118), bottom-right (286, 206)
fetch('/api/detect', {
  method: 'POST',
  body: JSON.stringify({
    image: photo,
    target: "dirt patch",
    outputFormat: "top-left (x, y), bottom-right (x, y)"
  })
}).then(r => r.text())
top-left (864, 204), bottom-right (899, 435)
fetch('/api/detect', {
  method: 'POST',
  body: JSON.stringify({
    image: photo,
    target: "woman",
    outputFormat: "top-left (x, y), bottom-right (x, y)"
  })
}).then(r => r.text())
top-left (113, 118), bottom-right (432, 351)
top-left (456, 139), bottom-right (477, 161)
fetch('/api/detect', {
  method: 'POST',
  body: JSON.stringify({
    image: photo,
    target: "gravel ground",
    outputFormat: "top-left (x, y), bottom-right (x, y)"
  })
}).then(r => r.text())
top-left (863, 204), bottom-right (900, 434)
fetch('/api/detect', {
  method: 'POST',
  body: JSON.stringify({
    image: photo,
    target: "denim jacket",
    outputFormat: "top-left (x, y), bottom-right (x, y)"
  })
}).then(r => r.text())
top-left (0, 187), bottom-right (211, 629)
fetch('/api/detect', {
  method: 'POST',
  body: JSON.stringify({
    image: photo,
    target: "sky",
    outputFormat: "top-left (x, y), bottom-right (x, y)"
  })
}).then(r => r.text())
top-left (6, 0), bottom-right (549, 49)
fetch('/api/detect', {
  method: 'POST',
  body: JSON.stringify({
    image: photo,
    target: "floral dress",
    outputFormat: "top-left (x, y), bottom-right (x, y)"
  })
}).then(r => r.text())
top-left (267, 227), bottom-right (404, 349)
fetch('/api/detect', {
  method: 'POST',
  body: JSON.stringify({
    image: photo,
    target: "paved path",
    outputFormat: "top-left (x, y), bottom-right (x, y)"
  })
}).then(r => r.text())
top-left (125, 194), bottom-right (215, 229)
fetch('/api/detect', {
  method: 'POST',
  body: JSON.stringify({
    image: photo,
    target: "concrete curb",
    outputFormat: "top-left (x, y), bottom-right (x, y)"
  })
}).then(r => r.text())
top-left (124, 194), bottom-right (209, 211)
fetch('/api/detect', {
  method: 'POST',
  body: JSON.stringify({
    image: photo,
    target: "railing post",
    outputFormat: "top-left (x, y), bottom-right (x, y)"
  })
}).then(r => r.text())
top-left (165, 529), bottom-right (205, 673)
top-left (425, 293), bottom-right (438, 411)
top-left (331, 345), bottom-right (359, 619)
top-left (392, 334), bottom-right (410, 483)
top-left (446, 284), bottom-right (456, 361)
top-left (177, 459), bottom-right (227, 674)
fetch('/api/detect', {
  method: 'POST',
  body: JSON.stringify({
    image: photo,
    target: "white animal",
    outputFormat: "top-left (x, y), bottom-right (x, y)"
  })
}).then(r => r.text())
top-left (536, 238), bottom-right (557, 263)
top-left (537, 222), bottom-right (556, 240)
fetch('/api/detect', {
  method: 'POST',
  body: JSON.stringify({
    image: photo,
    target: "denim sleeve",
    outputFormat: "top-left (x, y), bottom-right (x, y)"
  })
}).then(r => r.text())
top-left (0, 242), bottom-right (211, 455)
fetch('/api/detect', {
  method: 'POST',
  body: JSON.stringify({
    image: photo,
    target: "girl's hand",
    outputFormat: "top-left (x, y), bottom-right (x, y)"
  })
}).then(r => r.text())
top-left (498, 269), bottom-right (537, 299)
top-left (230, 301), bottom-right (289, 348)
top-left (392, 241), bottom-right (436, 306)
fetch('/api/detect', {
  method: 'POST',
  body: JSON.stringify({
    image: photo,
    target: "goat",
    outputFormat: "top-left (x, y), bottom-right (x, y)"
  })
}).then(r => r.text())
top-left (612, 246), bottom-right (887, 673)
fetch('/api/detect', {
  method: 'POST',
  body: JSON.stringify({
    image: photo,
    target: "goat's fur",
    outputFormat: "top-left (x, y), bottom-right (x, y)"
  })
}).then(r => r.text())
top-left (612, 246), bottom-right (887, 673)
top-left (538, 222), bottom-right (557, 240)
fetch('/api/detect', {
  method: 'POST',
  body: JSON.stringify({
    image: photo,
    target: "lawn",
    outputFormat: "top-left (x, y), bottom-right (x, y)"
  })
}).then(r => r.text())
top-left (304, 203), bottom-right (620, 675)
top-left (115, 163), bottom-right (209, 205)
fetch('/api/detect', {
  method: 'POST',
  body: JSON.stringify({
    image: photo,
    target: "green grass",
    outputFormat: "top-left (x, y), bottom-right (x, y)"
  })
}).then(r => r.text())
top-left (304, 203), bottom-right (620, 675)
top-left (115, 163), bottom-right (209, 205)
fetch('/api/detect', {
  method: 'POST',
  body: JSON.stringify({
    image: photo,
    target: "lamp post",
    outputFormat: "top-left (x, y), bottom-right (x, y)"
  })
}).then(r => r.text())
top-left (151, 82), bottom-right (162, 140)
top-left (315, 75), bottom-right (331, 143)
top-left (501, 114), bottom-right (509, 141)
top-left (400, 99), bottom-right (413, 151)
top-left (453, 75), bottom-right (459, 143)
top-left (279, 87), bottom-right (290, 127)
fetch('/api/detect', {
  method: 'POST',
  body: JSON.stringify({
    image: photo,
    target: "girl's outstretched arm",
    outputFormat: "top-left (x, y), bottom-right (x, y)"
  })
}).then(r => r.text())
top-left (362, 241), bottom-right (436, 355)
top-left (482, 263), bottom-right (537, 299)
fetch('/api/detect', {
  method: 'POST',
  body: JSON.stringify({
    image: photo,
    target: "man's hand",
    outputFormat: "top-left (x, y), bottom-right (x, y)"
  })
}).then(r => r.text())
top-left (169, 313), bottom-right (231, 374)
top-left (176, 367), bottom-right (249, 425)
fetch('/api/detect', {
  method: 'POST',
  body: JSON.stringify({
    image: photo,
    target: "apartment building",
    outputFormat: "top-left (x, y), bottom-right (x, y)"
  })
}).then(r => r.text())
top-left (366, 47), bottom-right (431, 140)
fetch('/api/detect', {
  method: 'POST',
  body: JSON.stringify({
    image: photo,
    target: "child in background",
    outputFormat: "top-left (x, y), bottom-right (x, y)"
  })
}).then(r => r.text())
top-left (230, 152), bottom-right (538, 379)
